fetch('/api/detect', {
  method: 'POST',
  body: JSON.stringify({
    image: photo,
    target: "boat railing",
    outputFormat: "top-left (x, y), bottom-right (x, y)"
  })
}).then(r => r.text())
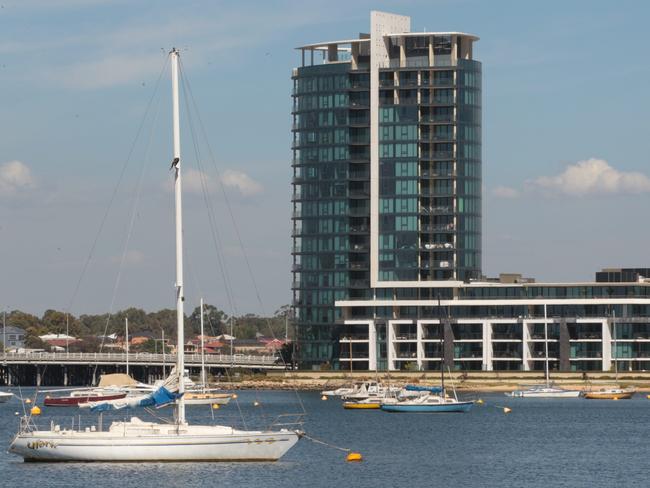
top-left (268, 413), bottom-right (306, 431)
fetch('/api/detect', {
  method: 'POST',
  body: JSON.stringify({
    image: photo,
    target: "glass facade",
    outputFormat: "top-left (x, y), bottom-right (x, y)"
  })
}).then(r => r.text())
top-left (292, 63), bottom-right (371, 368)
top-left (292, 26), bottom-right (482, 368)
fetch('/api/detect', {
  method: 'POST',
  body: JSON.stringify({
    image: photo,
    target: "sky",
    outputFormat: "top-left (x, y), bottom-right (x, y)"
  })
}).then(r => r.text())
top-left (1, 0), bottom-right (649, 317)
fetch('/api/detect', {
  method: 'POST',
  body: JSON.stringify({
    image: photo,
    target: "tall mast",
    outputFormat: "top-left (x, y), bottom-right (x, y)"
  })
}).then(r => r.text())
top-left (543, 304), bottom-right (550, 387)
top-left (125, 316), bottom-right (129, 376)
top-left (171, 48), bottom-right (185, 424)
top-left (200, 298), bottom-right (206, 387)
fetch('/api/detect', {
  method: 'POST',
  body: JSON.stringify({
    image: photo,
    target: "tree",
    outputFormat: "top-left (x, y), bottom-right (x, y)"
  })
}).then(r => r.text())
top-left (42, 309), bottom-right (82, 336)
top-left (24, 336), bottom-right (48, 350)
top-left (187, 304), bottom-right (227, 336)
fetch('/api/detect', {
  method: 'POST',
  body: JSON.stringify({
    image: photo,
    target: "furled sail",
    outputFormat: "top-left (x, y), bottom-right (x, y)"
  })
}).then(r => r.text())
top-left (80, 369), bottom-right (181, 411)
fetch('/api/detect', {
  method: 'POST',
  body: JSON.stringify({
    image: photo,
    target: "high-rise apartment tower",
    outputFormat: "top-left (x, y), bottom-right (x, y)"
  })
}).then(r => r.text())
top-left (291, 12), bottom-right (481, 368)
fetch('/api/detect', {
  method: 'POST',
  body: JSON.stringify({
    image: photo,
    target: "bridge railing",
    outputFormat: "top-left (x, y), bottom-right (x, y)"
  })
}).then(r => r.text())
top-left (2, 351), bottom-right (280, 366)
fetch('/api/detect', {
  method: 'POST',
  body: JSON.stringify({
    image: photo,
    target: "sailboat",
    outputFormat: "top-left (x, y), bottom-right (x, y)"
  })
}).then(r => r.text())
top-left (182, 298), bottom-right (232, 406)
top-left (584, 309), bottom-right (634, 400)
top-left (506, 304), bottom-right (581, 398)
top-left (380, 298), bottom-right (473, 413)
top-left (9, 48), bottom-right (301, 461)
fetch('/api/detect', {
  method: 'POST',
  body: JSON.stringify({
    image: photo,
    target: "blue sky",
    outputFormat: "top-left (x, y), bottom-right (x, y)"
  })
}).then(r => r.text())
top-left (1, 0), bottom-right (649, 316)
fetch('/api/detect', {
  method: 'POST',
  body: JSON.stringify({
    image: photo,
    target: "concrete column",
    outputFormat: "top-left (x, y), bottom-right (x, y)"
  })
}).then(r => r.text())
top-left (351, 43), bottom-right (359, 70)
top-left (36, 366), bottom-right (41, 387)
top-left (63, 367), bottom-right (68, 387)
top-left (443, 320), bottom-right (455, 370)
top-left (416, 320), bottom-right (423, 371)
top-left (428, 35), bottom-right (434, 66)
top-left (559, 320), bottom-right (571, 372)
top-left (451, 35), bottom-right (458, 63)
top-left (399, 41), bottom-right (405, 68)
top-left (483, 321), bottom-right (492, 371)
top-left (602, 318), bottom-right (612, 371)
top-left (521, 320), bottom-right (530, 371)
top-left (368, 321), bottom-right (378, 371)
top-left (387, 321), bottom-right (395, 371)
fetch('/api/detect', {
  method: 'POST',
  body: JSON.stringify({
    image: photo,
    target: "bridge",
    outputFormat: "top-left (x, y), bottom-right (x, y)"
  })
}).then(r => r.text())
top-left (0, 352), bottom-right (285, 387)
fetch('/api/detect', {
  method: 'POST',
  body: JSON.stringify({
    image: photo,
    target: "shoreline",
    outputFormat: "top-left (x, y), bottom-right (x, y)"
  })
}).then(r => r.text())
top-left (216, 371), bottom-right (650, 392)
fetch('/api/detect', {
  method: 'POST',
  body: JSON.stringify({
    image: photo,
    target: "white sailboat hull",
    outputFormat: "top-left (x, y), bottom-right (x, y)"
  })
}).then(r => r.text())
top-left (506, 388), bottom-right (582, 398)
top-left (0, 391), bottom-right (13, 403)
top-left (9, 419), bottom-right (300, 462)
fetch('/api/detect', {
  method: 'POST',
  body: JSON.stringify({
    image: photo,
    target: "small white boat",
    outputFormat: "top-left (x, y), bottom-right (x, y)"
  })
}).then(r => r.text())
top-left (506, 304), bottom-right (581, 399)
top-left (506, 385), bottom-right (581, 398)
top-left (0, 391), bottom-right (13, 403)
top-left (341, 381), bottom-right (400, 400)
top-left (320, 386), bottom-right (356, 397)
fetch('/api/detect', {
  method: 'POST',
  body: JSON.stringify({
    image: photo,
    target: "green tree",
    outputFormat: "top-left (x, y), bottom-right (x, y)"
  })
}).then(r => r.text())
top-left (187, 304), bottom-right (227, 336)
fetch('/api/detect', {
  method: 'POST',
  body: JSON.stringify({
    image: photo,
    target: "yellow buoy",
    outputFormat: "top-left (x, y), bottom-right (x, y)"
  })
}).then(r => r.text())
top-left (503, 407), bottom-right (512, 414)
top-left (346, 452), bottom-right (363, 462)
top-left (30, 406), bottom-right (41, 416)
top-left (25, 398), bottom-right (32, 404)
top-left (211, 403), bottom-right (220, 410)
top-left (646, 394), bottom-right (650, 400)
top-left (321, 395), bottom-right (328, 401)
top-left (476, 398), bottom-right (484, 405)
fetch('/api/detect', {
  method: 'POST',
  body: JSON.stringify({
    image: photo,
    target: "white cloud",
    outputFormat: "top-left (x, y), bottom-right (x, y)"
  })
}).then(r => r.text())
top-left (529, 158), bottom-right (650, 196)
top-left (492, 186), bottom-right (520, 198)
top-left (0, 160), bottom-right (35, 196)
top-left (220, 170), bottom-right (263, 196)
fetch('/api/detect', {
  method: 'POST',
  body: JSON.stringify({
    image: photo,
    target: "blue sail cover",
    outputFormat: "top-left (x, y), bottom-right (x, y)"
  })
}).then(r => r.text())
top-left (404, 385), bottom-right (443, 393)
top-left (88, 386), bottom-right (182, 412)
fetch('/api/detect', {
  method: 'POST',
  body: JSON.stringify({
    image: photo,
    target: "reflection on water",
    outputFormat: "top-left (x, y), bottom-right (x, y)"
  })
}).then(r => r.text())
top-left (1, 388), bottom-right (648, 488)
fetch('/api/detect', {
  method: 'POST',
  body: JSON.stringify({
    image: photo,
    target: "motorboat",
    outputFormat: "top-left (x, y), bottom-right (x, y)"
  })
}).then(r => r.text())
top-left (343, 397), bottom-right (383, 410)
top-left (8, 48), bottom-right (301, 462)
top-left (321, 386), bottom-right (356, 397)
top-left (341, 381), bottom-right (400, 400)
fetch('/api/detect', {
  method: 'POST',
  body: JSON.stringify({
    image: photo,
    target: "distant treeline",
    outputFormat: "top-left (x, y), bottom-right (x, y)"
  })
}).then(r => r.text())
top-left (5, 304), bottom-right (293, 351)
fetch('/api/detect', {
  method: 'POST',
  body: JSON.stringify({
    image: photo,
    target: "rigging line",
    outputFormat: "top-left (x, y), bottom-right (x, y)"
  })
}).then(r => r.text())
top-left (179, 71), bottom-right (249, 430)
top-left (179, 66), bottom-right (263, 313)
top-left (92, 73), bottom-right (165, 382)
top-left (178, 67), bottom-right (238, 320)
top-left (179, 58), bottom-right (305, 415)
top-left (63, 55), bottom-right (170, 318)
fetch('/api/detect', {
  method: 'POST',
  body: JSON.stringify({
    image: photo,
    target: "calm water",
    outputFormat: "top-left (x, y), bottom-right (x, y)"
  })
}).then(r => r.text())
top-left (0, 388), bottom-right (648, 487)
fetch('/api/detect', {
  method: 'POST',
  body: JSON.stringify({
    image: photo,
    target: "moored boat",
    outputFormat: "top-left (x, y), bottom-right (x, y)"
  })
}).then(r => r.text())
top-left (506, 385), bottom-right (582, 398)
top-left (0, 391), bottom-right (13, 403)
top-left (343, 397), bottom-right (382, 409)
top-left (381, 386), bottom-right (474, 413)
top-left (8, 48), bottom-right (302, 462)
top-left (583, 387), bottom-right (634, 400)
top-left (44, 390), bottom-right (127, 407)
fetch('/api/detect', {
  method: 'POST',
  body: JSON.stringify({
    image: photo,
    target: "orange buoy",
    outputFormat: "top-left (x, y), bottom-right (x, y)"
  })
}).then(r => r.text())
top-left (346, 452), bottom-right (363, 462)
top-left (30, 406), bottom-right (41, 416)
